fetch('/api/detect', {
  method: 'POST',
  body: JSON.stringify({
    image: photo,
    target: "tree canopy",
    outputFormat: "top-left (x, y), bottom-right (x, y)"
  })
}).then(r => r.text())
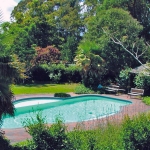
top-left (0, 0), bottom-right (150, 86)
top-left (82, 8), bottom-right (149, 78)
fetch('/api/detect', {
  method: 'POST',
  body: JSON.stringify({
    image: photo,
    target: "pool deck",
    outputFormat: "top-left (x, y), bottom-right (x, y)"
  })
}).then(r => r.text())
top-left (3, 93), bottom-right (150, 144)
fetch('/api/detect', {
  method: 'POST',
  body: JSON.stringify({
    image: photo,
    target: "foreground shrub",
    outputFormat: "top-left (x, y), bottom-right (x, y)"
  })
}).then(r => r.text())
top-left (13, 140), bottom-right (35, 150)
top-left (13, 108), bottom-right (150, 149)
top-left (30, 66), bottom-right (50, 82)
top-left (15, 121), bottom-right (123, 150)
top-left (0, 135), bottom-right (13, 150)
top-left (117, 67), bottom-right (131, 90)
top-left (134, 73), bottom-right (150, 96)
top-left (122, 113), bottom-right (150, 150)
top-left (41, 64), bottom-right (81, 83)
top-left (68, 122), bottom-right (123, 150)
top-left (23, 112), bottom-right (73, 150)
top-left (54, 93), bottom-right (71, 97)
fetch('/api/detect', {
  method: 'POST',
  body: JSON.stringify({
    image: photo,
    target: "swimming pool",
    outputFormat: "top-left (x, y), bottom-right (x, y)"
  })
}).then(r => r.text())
top-left (2, 95), bottom-right (131, 129)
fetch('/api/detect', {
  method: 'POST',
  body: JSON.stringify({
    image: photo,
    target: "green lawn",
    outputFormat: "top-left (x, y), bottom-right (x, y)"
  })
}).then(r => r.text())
top-left (11, 83), bottom-right (79, 95)
top-left (143, 96), bottom-right (150, 105)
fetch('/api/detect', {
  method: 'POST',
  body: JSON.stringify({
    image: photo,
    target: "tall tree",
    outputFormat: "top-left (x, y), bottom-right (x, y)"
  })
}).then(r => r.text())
top-left (82, 8), bottom-right (147, 78)
top-left (11, 0), bottom-right (63, 48)
top-left (74, 40), bottom-right (105, 87)
top-left (10, 0), bottom-right (85, 63)
top-left (0, 54), bottom-right (26, 125)
top-left (0, 11), bottom-right (25, 126)
top-left (48, 0), bottom-right (85, 62)
top-left (101, 0), bottom-right (150, 40)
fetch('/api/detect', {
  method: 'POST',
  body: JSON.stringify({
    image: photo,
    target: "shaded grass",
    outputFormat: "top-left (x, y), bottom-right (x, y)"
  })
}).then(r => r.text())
top-left (11, 83), bottom-right (79, 95)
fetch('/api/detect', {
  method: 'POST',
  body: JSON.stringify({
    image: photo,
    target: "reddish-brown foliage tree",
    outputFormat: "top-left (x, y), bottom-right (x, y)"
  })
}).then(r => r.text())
top-left (32, 46), bottom-right (61, 65)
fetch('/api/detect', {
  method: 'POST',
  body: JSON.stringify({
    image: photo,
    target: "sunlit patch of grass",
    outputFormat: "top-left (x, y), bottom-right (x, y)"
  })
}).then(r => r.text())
top-left (11, 83), bottom-right (79, 95)
top-left (143, 96), bottom-right (150, 105)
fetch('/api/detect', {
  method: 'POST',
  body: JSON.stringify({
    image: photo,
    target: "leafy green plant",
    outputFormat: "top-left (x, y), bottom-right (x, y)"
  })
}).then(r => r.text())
top-left (134, 74), bottom-right (150, 95)
top-left (67, 129), bottom-right (89, 150)
top-left (15, 112), bottom-right (150, 149)
top-left (122, 113), bottom-right (150, 150)
top-left (41, 63), bottom-right (81, 83)
top-left (118, 67), bottom-right (131, 89)
top-left (22, 112), bottom-right (73, 150)
top-left (68, 122), bottom-right (123, 150)
top-left (74, 40), bottom-right (105, 88)
top-left (13, 140), bottom-right (35, 150)
top-left (49, 71), bottom-right (61, 83)
top-left (74, 84), bottom-right (96, 94)
top-left (134, 74), bottom-right (145, 88)
top-left (64, 64), bottom-right (82, 83)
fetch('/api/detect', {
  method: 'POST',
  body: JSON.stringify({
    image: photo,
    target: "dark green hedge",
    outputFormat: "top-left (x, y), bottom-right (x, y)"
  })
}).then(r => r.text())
top-left (29, 64), bottom-right (81, 83)
top-left (54, 93), bottom-right (71, 97)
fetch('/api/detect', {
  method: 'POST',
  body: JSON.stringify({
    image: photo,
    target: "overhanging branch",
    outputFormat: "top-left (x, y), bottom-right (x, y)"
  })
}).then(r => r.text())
top-left (102, 27), bottom-right (150, 72)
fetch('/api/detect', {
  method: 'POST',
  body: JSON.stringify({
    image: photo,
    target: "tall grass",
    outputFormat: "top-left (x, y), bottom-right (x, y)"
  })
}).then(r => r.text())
top-left (9, 112), bottom-right (150, 149)
top-left (68, 122), bottom-right (123, 150)
top-left (14, 113), bottom-right (124, 150)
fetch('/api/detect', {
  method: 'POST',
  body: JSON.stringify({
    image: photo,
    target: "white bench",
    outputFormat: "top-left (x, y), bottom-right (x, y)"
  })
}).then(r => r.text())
top-left (105, 84), bottom-right (125, 95)
top-left (128, 88), bottom-right (144, 98)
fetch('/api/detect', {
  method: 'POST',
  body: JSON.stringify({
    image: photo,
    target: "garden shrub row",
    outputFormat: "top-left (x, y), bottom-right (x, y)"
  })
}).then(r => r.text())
top-left (74, 84), bottom-right (98, 94)
top-left (2, 112), bottom-right (150, 149)
top-left (30, 64), bottom-right (81, 83)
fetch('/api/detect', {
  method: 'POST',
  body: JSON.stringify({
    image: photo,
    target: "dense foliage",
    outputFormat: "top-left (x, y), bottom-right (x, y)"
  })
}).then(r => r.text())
top-left (0, 1), bottom-right (150, 85)
top-left (0, 55), bottom-right (26, 124)
top-left (1, 1), bottom-right (150, 148)
top-left (134, 73), bottom-right (150, 95)
top-left (2, 112), bottom-right (150, 149)
top-left (83, 8), bottom-right (146, 78)
top-left (0, 135), bottom-right (13, 150)
top-left (30, 63), bottom-right (81, 83)
top-left (74, 84), bottom-right (98, 94)
top-left (1, 0), bottom-right (150, 86)
top-left (31, 46), bottom-right (61, 66)
top-left (122, 114), bottom-right (150, 150)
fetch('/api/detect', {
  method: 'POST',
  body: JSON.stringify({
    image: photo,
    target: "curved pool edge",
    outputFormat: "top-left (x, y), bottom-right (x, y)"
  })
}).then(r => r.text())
top-left (63, 94), bottom-right (132, 103)
top-left (13, 96), bottom-right (63, 104)
top-left (13, 94), bottom-right (132, 105)
top-left (4, 93), bottom-right (150, 144)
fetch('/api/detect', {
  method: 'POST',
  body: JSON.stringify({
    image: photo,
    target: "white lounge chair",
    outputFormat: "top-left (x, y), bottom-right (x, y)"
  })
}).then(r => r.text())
top-left (128, 88), bottom-right (144, 98)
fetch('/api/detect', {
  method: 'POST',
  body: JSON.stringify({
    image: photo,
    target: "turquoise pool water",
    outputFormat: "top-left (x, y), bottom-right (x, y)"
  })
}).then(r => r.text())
top-left (2, 95), bottom-right (131, 129)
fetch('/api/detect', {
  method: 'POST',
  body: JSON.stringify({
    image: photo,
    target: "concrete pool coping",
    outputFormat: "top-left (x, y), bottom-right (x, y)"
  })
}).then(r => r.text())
top-left (3, 93), bottom-right (150, 144)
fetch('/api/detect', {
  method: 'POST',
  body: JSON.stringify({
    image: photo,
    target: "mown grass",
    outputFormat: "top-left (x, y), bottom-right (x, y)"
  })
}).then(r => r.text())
top-left (11, 83), bottom-right (79, 95)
